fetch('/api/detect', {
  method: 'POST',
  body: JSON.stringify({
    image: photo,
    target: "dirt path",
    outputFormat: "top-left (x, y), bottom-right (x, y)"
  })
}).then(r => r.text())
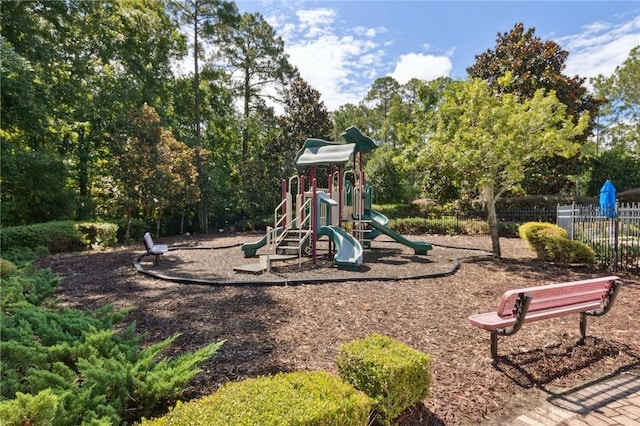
top-left (39, 234), bottom-right (640, 425)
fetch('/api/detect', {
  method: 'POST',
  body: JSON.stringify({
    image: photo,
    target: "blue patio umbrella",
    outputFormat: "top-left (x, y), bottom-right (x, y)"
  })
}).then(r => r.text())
top-left (599, 179), bottom-right (617, 218)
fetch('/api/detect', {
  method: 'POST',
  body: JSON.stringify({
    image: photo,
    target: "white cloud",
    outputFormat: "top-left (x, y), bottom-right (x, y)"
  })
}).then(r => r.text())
top-left (271, 7), bottom-right (388, 110)
top-left (287, 34), bottom-right (379, 109)
top-left (561, 15), bottom-right (640, 81)
top-left (274, 7), bottom-right (456, 110)
top-left (390, 53), bottom-right (452, 84)
top-left (296, 8), bottom-right (336, 38)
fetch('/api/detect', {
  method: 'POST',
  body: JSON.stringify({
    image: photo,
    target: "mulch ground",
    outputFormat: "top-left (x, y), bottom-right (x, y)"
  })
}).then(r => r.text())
top-left (39, 233), bottom-right (640, 425)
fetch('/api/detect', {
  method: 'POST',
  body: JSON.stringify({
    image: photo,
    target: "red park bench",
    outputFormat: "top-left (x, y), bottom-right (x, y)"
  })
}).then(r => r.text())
top-left (468, 276), bottom-right (623, 359)
top-left (143, 232), bottom-right (169, 265)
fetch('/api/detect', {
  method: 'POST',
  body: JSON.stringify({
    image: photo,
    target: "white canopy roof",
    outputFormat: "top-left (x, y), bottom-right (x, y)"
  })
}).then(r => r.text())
top-left (295, 143), bottom-right (356, 166)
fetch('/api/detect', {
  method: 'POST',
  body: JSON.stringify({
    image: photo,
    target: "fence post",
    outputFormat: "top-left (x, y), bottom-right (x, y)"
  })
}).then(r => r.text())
top-left (614, 201), bottom-right (619, 272)
top-left (570, 203), bottom-right (575, 240)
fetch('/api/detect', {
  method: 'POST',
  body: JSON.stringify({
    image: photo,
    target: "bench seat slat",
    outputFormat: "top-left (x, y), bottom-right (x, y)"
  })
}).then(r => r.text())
top-left (149, 244), bottom-right (169, 255)
top-left (496, 278), bottom-right (614, 317)
top-left (469, 300), bottom-right (603, 330)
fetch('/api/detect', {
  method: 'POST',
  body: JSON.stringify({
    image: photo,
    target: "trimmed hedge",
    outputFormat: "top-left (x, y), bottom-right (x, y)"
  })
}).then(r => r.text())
top-left (336, 334), bottom-right (432, 425)
top-left (519, 222), bottom-right (596, 265)
top-left (0, 221), bottom-right (119, 254)
top-left (142, 371), bottom-right (373, 426)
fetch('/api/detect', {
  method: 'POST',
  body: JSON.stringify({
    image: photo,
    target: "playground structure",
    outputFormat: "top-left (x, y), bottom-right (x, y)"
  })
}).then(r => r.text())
top-left (235, 127), bottom-right (432, 274)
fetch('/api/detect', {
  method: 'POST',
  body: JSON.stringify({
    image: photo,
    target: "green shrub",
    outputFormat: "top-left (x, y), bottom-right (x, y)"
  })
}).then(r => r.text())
top-left (0, 389), bottom-right (60, 426)
top-left (0, 247), bottom-right (39, 264)
top-left (389, 217), bottom-right (489, 236)
top-left (518, 222), bottom-right (595, 265)
top-left (0, 221), bottom-right (84, 253)
top-left (76, 222), bottom-right (118, 249)
top-left (0, 221), bottom-right (120, 254)
top-left (0, 259), bottom-right (18, 279)
top-left (543, 237), bottom-right (596, 264)
top-left (0, 265), bottom-right (59, 309)
top-left (142, 370), bottom-right (373, 426)
top-left (0, 263), bottom-right (224, 425)
top-left (372, 204), bottom-right (418, 219)
top-left (336, 334), bottom-right (432, 425)
top-left (519, 222), bottom-right (567, 259)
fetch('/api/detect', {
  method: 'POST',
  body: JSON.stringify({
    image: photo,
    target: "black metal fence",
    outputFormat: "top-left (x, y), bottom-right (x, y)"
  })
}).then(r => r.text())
top-left (557, 202), bottom-right (640, 272)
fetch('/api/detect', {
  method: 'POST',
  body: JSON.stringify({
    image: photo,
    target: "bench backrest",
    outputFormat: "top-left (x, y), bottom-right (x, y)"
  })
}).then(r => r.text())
top-left (143, 232), bottom-right (154, 251)
top-left (496, 276), bottom-right (621, 318)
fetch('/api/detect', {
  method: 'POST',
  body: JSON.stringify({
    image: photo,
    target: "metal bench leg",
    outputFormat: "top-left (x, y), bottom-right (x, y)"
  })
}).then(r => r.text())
top-left (579, 312), bottom-right (587, 344)
top-left (491, 331), bottom-right (498, 359)
top-left (154, 254), bottom-right (159, 266)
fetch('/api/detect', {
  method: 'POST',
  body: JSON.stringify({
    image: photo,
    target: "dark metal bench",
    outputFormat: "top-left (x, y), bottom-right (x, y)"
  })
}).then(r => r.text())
top-left (468, 276), bottom-right (622, 358)
top-left (143, 232), bottom-right (169, 265)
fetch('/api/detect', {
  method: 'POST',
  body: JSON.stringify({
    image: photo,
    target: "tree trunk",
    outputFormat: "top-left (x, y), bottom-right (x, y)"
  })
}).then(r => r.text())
top-left (155, 210), bottom-right (163, 239)
top-left (481, 182), bottom-right (501, 258)
top-left (487, 200), bottom-right (501, 258)
top-left (124, 211), bottom-right (132, 243)
top-left (198, 200), bottom-right (208, 233)
top-left (242, 69), bottom-right (250, 159)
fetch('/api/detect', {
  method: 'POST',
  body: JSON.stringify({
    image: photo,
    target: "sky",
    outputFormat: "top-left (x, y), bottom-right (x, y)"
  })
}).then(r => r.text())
top-left (234, 0), bottom-right (640, 111)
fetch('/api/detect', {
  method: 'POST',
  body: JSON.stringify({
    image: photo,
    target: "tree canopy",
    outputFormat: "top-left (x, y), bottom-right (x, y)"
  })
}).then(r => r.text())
top-left (467, 23), bottom-right (601, 195)
top-left (0, 2), bottom-right (634, 231)
top-left (407, 76), bottom-right (589, 256)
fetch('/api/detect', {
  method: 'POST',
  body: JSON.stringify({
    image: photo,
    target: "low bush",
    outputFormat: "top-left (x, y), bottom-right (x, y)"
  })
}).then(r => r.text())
top-left (0, 221), bottom-right (84, 253)
top-left (0, 389), bottom-right (60, 426)
top-left (0, 221), bottom-right (120, 254)
top-left (389, 217), bottom-right (489, 236)
top-left (519, 222), bottom-right (567, 259)
top-left (0, 262), bottom-right (224, 426)
top-left (142, 371), bottom-right (373, 426)
top-left (76, 222), bottom-right (118, 249)
top-left (0, 258), bottom-right (18, 279)
top-left (519, 222), bottom-right (595, 265)
top-left (336, 334), bottom-right (432, 425)
top-left (542, 236), bottom-right (596, 264)
top-left (0, 265), bottom-right (59, 309)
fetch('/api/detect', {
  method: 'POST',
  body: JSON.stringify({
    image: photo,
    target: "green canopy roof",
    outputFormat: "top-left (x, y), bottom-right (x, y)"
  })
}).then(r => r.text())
top-left (340, 126), bottom-right (378, 154)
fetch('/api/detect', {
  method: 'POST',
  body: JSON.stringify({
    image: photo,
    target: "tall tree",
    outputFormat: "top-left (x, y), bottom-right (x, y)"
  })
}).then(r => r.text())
top-left (1, 0), bottom-right (184, 222)
top-left (409, 76), bottom-right (588, 257)
top-left (168, 0), bottom-right (238, 146)
top-left (467, 23), bottom-right (601, 195)
top-left (362, 77), bottom-right (401, 144)
top-left (397, 77), bottom-right (453, 200)
top-left (276, 78), bottom-right (332, 177)
top-left (168, 0), bottom-right (238, 232)
top-left (331, 103), bottom-right (371, 141)
top-left (109, 104), bottom-right (201, 239)
top-left (214, 12), bottom-right (298, 158)
top-left (591, 46), bottom-right (640, 155)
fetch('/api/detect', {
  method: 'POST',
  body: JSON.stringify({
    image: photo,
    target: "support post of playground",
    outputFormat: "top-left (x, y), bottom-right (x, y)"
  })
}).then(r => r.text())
top-left (311, 173), bottom-right (317, 265)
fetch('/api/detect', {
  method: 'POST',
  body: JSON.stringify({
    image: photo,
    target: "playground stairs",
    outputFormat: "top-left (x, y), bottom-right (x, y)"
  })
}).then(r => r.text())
top-left (234, 229), bottom-right (310, 274)
top-left (276, 228), bottom-right (310, 256)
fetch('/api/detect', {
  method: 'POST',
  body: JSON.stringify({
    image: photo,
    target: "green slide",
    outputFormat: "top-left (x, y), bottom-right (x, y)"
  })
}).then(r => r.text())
top-left (318, 225), bottom-right (363, 270)
top-left (241, 226), bottom-right (285, 257)
top-left (364, 209), bottom-right (388, 241)
top-left (367, 210), bottom-right (432, 255)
